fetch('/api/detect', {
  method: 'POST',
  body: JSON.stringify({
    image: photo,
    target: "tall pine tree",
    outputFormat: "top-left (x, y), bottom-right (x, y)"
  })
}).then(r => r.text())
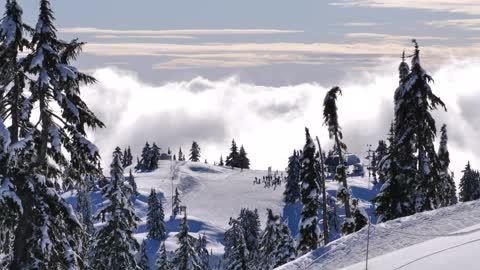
top-left (223, 217), bottom-right (250, 270)
top-left (238, 145), bottom-right (250, 170)
top-left (257, 209), bottom-right (296, 269)
top-left (459, 162), bottom-right (480, 202)
top-left (323, 86), bottom-right (355, 234)
top-left (283, 150), bottom-right (301, 205)
top-left (138, 240), bottom-right (149, 270)
top-left (156, 242), bottom-right (171, 270)
top-left (147, 188), bottom-right (166, 240)
top-left (374, 41), bottom-right (448, 222)
top-left (226, 139), bottom-right (239, 169)
top-left (437, 124), bottom-right (457, 206)
top-left (189, 141), bottom-right (201, 162)
top-left (92, 147), bottom-right (140, 269)
top-left (297, 127), bottom-right (321, 254)
top-left (5, 1), bottom-right (104, 268)
top-left (171, 211), bottom-right (203, 270)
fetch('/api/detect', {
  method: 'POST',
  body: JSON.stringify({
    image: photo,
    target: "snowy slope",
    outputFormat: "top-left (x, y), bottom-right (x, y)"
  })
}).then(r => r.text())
top-left (277, 200), bottom-right (480, 270)
top-left (64, 160), bottom-right (376, 268)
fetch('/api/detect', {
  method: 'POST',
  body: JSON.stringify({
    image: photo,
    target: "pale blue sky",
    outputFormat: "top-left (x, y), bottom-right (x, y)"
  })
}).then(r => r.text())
top-left (8, 0), bottom-right (480, 85)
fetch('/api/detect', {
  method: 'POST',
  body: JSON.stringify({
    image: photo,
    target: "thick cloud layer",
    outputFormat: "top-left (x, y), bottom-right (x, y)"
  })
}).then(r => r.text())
top-left (83, 60), bottom-right (480, 185)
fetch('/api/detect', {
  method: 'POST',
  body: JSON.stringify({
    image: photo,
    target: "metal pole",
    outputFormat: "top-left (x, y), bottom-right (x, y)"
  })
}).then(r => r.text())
top-left (365, 218), bottom-right (371, 270)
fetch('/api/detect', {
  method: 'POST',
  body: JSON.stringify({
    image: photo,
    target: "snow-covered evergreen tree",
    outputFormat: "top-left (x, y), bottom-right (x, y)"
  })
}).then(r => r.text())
top-left (172, 187), bottom-right (181, 218)
top-left (147, 188), bottom-right (166, 241)
top-left (223, 217), bottom-right (250, 270)
top-left (178, 147), bottom-right (185, 162)
top-left (238, 145), bottom-right (250, 170)
top-left (123, 146), bottom-right (133, 168)
top-left (297, 127), bottom-right (321, 254)
top-left (92, 147), bottom-right (140, 269)
top-left (283, 150), bottom-right (301, 204)
top-left (459, 162), bottom-right (480, 202)
top-left (76, 187), bottom-right (94, 261)
top-left (437, 124), bottom-right (457, 206)
top-left (238, 208), bottom-right (261, 257)
top-left (189, 141), bottom-right (201, 162)
top-left (226, 139), bottom-right (239, 169)
top-left (150, 143), bottom-right (161, 169)
top-left (257, 209), bottom-right (296, 269)
top-left (323, 87), bottom-right (354, 234)
top-left (129, 169), bottom-right (139, 197)
top-left (314, 136), bottom-right (330, 245)
top-left (171, 212), bottom-right (202, 270)
top-left (195, 234), bottom-right (210, 270)
top-left (375, 140), bottom-right (388, 184)
top-left (2, 0), bottom-right (105, 267)
top-left (156, 242), bottom-right (171, 270)
top-left (219, 155), bottom-right (224, 166)
top-left (138, 240), bottom-right (149, 270)
top-left (137, 142), bottom-right (152, 171)
top-left (374, 41), bottom-right (448, 221)
top-left (351, 199), bottom-right (368, 232)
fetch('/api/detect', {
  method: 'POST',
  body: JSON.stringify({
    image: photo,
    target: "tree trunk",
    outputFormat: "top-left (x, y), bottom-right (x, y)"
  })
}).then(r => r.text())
top-left (315, 136), bottom-right (329, 245)
top-left (335, 135), bottom-right (352, 219)
top-left (10, 175), bottom-right (34, 270)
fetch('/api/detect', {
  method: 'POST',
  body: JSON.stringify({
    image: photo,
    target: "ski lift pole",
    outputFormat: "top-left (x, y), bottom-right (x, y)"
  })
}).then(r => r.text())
top-left (365, 217), bottom-right (371, 270)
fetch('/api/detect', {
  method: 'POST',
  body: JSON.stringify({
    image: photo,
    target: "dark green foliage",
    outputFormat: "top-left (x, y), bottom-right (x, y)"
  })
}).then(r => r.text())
top-left (195, 234), bottom-right (210, 269)
top-left (138, 240), bottom-right (149, 270)
top-left (123, 146), bottom-right (133, 168)
top-left (238, 146), bottom-right (250, 170)
top-left (351, 199), bottom-right (368, 232)
top-left (226, 139), bottom-right (240, 169)
top-left (156, 242), bottom-right (171, 270)
top-left (92, 147), bottom-right (140, 270)
top-left (171, 213), bottom-right (203, 270)
top-left (172, 187), bottom-right (181, 218)
top-left (189, 141), bottom-right (201, 162)
top-left (459, 162), bottom-right (480, 202)
top-left (219, 155), bottom-right (224, 166)
top-left (437, 124), bottom-right (457, 206)
top-left (297, 127), bottom-right (321, 254)
top-left (224, 217), bottom-right (250, 270)
top-left (0, 1), bottom-right (104, 268)
top-left (284, 150), bottom-right (301, 204)
top-left (323, 87), bottom-right (354, 235)
top-left (147, 189), bottom-right (166, 240)
top-left (129, 169), bottom-right (139, 197)
top-left (375, 140), bottom-right (388, 184)
top-left (374, 41), bottom-right (448, 222)
top-left (257, 209), bottom-right (296, 269)
top-left (238, 208), bottom-right (261, 255)
top-left (136, 142), bottom-right (161, 171)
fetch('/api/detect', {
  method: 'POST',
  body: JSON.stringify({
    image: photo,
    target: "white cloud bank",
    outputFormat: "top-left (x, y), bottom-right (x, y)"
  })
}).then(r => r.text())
top-left (331, 0), bottom-right (480, 15)
top-left (83, 60), bottom-right (480, 186)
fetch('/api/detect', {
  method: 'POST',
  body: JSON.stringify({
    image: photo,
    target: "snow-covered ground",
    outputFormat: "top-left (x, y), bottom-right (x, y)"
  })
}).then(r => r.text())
top-left (278, 200), bottom-right (480, 270)
top-left (65, 159), bottom-right (376, 268)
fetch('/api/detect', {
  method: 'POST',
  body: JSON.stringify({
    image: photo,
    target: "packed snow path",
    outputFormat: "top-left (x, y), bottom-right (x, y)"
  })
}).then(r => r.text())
top-left (277, 200), bottom-right (480, 270)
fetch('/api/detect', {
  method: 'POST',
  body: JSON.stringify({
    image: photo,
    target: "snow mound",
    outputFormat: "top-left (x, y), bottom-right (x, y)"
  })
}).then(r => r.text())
top-left (277, 200), bottom-right (480, 270)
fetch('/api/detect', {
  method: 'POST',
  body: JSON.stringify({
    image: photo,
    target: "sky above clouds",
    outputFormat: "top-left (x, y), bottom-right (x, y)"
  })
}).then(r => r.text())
top-left (6, 1), bottom-right (480, 181)
top-left (10, 0), bottom-right (480, 85)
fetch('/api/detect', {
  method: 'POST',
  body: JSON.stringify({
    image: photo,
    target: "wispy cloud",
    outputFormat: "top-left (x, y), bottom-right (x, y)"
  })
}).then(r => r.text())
top-left (331, 0), bottom-right (480, 15)
top-left (60, 27), bottom-right (304, 36)
top-left (427, 19), bottom-right (480, 31)
top-left (94, 34), bottom-right (197, 39)
top-left (344, 32), bottom-right (449, 41)
top-left (340, 22), bottom-right (383, 27)
top-left (82, 41), bottom-right (480, 70)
